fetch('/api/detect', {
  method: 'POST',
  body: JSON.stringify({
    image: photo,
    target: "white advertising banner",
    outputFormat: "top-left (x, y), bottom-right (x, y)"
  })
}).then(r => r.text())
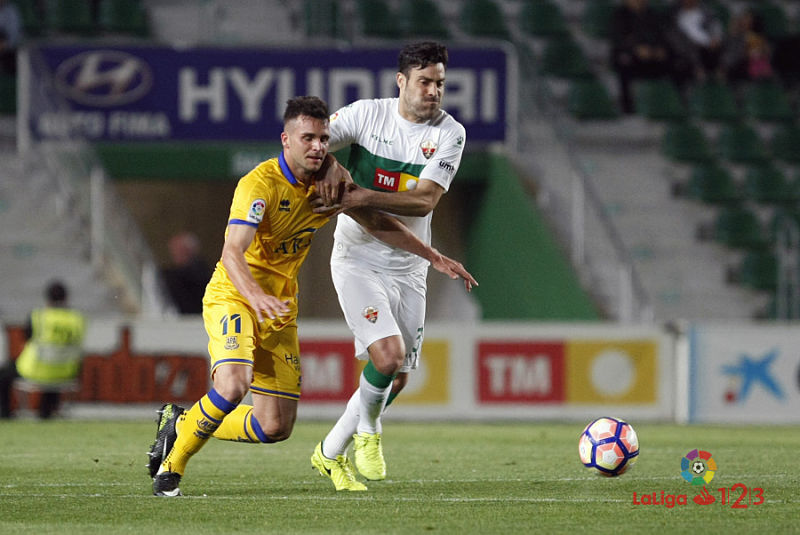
top-left (689, 324), bottom-right (800, 423)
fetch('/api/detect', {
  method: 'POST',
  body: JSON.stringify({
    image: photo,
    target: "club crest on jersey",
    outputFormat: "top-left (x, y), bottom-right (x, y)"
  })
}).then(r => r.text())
top-left (224, 336), bottom-right (239, 350)
top-left (247, 199), bottom-right (266, 223)
top-left (420, 140), bottom-right (437, 159)
top-left (363, 306), bottom-right (379, 323)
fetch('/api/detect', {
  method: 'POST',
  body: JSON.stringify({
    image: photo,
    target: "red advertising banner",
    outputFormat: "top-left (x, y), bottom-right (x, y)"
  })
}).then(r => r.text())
top-left (477, 342), bottom-right (565, 403)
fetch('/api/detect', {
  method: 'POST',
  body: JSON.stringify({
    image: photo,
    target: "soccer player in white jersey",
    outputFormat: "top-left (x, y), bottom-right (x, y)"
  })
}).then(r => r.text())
top-left (310, 42), bottom-right (472, 490)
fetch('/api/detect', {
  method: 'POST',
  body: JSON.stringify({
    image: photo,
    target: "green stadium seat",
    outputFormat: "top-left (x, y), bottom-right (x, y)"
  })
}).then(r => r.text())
top-left (769, 206), bottom-right (800, 242)
top-left (743, 80), bottom-right (794, 123)
top-left (567, 78), bottom-right (619, 120)
top-left (742, 163), bottom-right (794, 204)
top-left (99, 0), bottom-right (150, 36)
top-left (688, 80), bottom-right (740, 122)
top-left (737, 249), bottom-right (778, 291)
top-left (714, 204), bottom-right (768, 249)
top-left (634, 79), bottom-right (687, 121)
top-left (662, 122), bottom-right (713, 162)
top-left (12, 0), bottom-right (44, 37)
top-left (461, 0), bottom-right (509, 40)
top-left (686, 163), bottom-right (740, 204)
top-left (304, 0), bottom-right (341, 38)
top-left (582, 0), bottom-right (616, 39)
top-left (717, 123), bottom-right (768, 163)
top-left (770, 124), bottom-right (800, 164)
top-left (399, 0), bottom-right (449, 39)
top-left (45, 0), bottom-right (96, 34)
top-left (0, 73), bottom-right (16, 115)
top-left (751, 1), bottom-right (791, 40)
top-left (520, 0), bottom-right (568, 38)
top-left (539, 37), bottom-right (592, 79)
top-left (357, 0), bottom-right (402, 39)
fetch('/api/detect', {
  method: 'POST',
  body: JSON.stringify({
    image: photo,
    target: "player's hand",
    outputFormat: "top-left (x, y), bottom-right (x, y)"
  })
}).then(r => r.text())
top-left (308, 185), bottom-right (344, 216)
top-left (249, 294), bottom-right (291, 323)
top-left (430, 251), bottom-right (478, 292)
top-left (313, 154), bottom-right (347, 207)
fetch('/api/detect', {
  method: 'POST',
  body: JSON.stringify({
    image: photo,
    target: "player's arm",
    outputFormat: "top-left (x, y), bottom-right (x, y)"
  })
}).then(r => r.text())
top-left (313, 155), bottom-right (444, 217)
top-left (347, 207), bottom-right (477, 292)
top-left (220, 223), bottom-right (290, 322)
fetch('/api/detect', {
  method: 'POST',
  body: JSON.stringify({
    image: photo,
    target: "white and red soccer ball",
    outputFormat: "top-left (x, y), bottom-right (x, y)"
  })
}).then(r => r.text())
top-left (578, 416), bottom-right (639, 476)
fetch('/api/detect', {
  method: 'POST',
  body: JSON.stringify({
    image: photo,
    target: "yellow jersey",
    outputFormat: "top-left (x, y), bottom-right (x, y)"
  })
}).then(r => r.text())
top-left (203, 152), bottom-right (330, 330)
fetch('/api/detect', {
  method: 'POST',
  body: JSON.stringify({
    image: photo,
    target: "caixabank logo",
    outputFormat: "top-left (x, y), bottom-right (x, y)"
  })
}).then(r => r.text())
top-left (632, 449), bottom-right (765, 509)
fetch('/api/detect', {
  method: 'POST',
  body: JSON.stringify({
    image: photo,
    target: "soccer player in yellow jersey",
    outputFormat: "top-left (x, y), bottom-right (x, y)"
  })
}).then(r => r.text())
top-left (148, 96), bottom-right (476, 496)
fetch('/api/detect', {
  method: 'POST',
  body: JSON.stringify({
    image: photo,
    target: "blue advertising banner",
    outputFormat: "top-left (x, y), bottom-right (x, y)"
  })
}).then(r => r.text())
top-left (26, 45), bottom-right (514, 144)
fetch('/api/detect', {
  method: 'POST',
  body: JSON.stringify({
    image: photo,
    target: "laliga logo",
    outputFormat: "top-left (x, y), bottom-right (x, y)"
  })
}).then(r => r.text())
top-left (54, 50), bottom-right (153, 107)
top-left (632, 449), bottom-right (766, 509)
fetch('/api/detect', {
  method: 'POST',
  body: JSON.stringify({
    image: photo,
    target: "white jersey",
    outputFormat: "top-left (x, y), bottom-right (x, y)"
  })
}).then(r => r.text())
top-left (329, 98), bottom-right (466, 273)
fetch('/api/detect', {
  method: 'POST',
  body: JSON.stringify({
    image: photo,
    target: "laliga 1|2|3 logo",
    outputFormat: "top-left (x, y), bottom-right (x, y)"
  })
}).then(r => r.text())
top-left (632, 449), bottom-right (765, 509)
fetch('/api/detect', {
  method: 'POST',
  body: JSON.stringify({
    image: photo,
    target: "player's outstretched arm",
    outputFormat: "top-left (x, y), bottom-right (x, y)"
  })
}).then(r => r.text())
top-left (347, 208), bottom-right (477, 292)
top-left (220, 224), bottom-right (290, 322)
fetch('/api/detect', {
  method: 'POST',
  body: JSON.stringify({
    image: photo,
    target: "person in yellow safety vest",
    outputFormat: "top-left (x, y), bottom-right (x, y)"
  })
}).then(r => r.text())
top-left (0, 280), bottom-right (86, 419)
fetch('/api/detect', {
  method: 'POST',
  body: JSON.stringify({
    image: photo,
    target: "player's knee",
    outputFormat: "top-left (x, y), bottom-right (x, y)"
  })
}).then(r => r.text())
top-left (256, 418), bottom-right (294, 442)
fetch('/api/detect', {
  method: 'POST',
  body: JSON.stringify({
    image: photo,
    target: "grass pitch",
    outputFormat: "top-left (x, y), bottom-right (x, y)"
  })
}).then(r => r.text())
top-left (0, 418), bottom-right (797, 534)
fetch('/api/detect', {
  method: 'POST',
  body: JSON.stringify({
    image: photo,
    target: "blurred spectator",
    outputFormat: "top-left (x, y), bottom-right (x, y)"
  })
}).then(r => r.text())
top-left (671, 0), bottom-right (724, 81)
top-left (162, 231), bottom-right (211, 314)
top-left (721, 8), bottom-right (773, 83)
top-left (0, 280), bottom-right (87, 419)
top-left (610, 0), bottom-right (685, 113)
top-left (0, 0), bottom-right (22, 75)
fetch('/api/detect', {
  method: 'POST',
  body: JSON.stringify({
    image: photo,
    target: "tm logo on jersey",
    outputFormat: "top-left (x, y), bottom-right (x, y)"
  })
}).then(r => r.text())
top-left (373, 168), bottom-right (419, 192)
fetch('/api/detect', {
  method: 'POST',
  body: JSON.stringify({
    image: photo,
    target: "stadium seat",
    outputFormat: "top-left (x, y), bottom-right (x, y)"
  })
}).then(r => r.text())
top-left (304, 0), bottom-right (341, 38)
top-left (539, 37), bottom-right (592, 79)
top-left (737, 249), bottom-right (778, 291)
top-left (717, 123), bottom-right (768, 163)
top-left (399, 0), bottom-right (449, 39)
top-left (44, 0), bottom-right (96, 34)
top-left (12, 0), bottom-right (44, 37)
top-left (567, 78), bottom-right (619, 120)
top-left (685, 162), bottom-right (740, 204)
top-left (743, 163), bottom-right (794, 204)
top-left (520, 0), bottom-right (568, 38)
top-left (713, 204), bottom-right (768, 249)
top-left (357, 0), bottom-right (402, 39)
top-left (581, 0), bottom-right (616, 39)
top-left (634, 79), bottom-right (687, 121)
top-left (0, 73), bottom-right (16, 115)
top-left (770, 124), bottom-right (800, 164)
top-left (768, 206), bottom-right (800, 242)
top-left (751, 1), bottom-right (791, 40)
top-left (99, 0), bottom-right (150, 36)
top-left (460, 0), bottom-right (509, 40)
top-left (742, 163), bottom-right (795, 204)
top-left (661, 122), bottom-right (713, 163)
top-left (743, 80), bottom-right (794, 123)
top-left (688, 80), bottom-right (740, 122)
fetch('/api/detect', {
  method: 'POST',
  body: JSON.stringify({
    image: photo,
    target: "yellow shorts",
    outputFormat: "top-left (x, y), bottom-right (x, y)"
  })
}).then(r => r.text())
top-left (203, 300), bottom-right (301, 400)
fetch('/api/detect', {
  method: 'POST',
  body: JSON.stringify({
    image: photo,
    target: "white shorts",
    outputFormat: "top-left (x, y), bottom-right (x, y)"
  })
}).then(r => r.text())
top-left (331, 245), bottom-right (427, 372)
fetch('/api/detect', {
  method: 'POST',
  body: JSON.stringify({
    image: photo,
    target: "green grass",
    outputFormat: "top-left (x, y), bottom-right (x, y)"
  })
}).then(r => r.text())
top-left (0, 419), bottom-right (797, 534)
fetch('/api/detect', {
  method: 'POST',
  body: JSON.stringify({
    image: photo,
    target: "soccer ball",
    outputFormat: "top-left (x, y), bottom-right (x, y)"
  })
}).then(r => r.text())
top-left (578, 416), bottom-right (639, 476)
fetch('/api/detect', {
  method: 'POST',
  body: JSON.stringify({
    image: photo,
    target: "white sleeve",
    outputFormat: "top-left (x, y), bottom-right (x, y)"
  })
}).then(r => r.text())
top-left (328, 101), bottom-right (363, 153)
top-left (419, 123), bottom-right (466, 193)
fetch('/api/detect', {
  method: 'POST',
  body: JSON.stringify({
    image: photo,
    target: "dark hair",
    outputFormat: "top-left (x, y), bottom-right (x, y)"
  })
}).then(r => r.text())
top-left (46, 280), bottom-right (67, 304)
top-left (397, 41), bottom-right (449, 77)
top-left (283, 96), bottom-right (329, 124)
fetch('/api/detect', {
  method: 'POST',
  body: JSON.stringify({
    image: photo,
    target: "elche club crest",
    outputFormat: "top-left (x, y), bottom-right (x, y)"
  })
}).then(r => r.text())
top-left (420, 140), bottom-right (437, 159)
top-left (363, 306), bottom-right (379, 323)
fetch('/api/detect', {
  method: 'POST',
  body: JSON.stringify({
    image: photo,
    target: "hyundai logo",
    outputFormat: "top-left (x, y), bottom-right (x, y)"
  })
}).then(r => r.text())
top-left (54, 50), bottom-right (153, 107)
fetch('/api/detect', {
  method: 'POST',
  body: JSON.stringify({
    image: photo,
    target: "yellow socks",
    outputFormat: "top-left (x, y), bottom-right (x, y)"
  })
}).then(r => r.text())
top-left (159, 389), bottom-right (236, 475)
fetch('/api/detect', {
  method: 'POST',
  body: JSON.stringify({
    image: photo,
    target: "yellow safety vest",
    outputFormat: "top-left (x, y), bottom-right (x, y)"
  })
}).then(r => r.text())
top-left (16, 307), bottom-right (86, 384)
